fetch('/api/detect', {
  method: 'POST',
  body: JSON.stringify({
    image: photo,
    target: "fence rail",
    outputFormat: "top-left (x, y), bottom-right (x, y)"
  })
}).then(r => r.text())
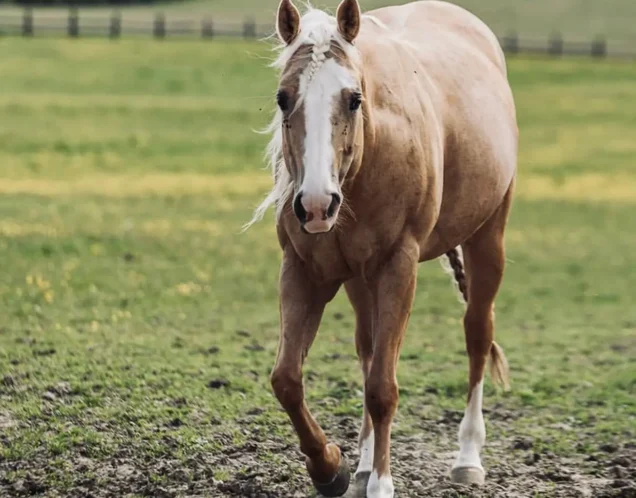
top-left (0, 8), bottom-right (635, 59)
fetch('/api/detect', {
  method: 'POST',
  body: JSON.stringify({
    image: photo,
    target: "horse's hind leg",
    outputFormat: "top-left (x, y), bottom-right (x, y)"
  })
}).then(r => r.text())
top-left (450, 186), bottom-right (513, 485)
top-left (344, 277), bottom-right (375, 494)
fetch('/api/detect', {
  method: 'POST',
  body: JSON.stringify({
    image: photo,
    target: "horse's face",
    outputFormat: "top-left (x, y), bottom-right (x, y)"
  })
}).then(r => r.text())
top-left (276, 0), bottom-right (362, 234)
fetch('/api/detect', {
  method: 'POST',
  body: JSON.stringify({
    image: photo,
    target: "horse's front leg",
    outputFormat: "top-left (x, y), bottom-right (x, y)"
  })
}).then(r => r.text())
top-left (365, 241), bottom-right (419, 498)
top-left (344, 277), bottom-right (375, 494)
top-left (270, 249), bottom-right (348, 497)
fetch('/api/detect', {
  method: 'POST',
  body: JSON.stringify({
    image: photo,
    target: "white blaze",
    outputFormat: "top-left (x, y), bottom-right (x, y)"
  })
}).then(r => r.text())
top-left (299, 57), bottom-right (356, 197)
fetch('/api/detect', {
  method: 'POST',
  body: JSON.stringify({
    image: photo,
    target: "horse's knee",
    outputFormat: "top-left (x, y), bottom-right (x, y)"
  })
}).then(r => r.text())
top-left (365, 376), bottom-right (398, 423)
top-left (271, 367), bottom-right (303, 410)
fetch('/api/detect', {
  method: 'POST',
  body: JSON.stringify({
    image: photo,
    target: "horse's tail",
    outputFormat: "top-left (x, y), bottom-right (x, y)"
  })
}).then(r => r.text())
top-left (489, 341), bottom-right (510, 390)
top-left (443, 247), bottom-right (468, 302)
top-left (442, 247), bottom-right (510, 390)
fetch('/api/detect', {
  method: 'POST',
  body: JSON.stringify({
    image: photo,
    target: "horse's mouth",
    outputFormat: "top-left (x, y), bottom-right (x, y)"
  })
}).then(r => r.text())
top-left (301, 218), bottom-right (336, 234)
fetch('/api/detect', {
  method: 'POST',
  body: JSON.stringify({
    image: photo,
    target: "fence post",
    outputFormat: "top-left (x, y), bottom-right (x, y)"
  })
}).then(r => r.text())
top-left (591, 37), bottom-right (606, 58)
top-left (109, 11), bottom-right (121, 39)
top-left (22, 8), bottom-right (33, 37)
top-left (202, 18), bottom-right (214, 38)
top-left (503, 32), bottom-right (518, 55)
top-left (154, 12), bottom-right (166, 39)
top-left (68, 7), bottom-right (79, 38)
top-left (548, 33), bottom-right (563, 56)
top-left (243, 17), bottom-right (256, 39)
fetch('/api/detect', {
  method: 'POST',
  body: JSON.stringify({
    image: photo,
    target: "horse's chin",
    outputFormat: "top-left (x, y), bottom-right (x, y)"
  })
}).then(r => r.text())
top-left (302, 218), bottom-right (336, 234)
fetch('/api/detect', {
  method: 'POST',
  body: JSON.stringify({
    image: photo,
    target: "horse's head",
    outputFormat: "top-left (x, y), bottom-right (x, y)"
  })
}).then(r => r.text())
top-left (274, 0), bottom-right (364, 234)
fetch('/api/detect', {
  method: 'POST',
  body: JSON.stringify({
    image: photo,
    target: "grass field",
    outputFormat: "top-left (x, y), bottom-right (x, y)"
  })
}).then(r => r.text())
top-left (2, 0), bottom-right (636, 43)
top-left (0, 38), bottom-right (635, 497)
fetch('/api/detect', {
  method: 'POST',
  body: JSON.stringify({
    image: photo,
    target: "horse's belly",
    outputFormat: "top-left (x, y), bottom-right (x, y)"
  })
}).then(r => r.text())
top-left (419, 161), bottom-right (515, 261)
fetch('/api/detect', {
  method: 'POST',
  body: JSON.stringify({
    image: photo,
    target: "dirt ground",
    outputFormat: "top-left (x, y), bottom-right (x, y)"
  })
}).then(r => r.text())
top-left (209, 410), bottom-right (636, 498)
top-left (5, 409), bottom-right (633, 498)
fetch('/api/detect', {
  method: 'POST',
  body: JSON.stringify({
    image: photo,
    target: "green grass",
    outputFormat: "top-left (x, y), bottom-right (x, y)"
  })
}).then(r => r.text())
top-left (0, 38), bottom-right (635, 495)
top-left (2, 0), bottom-right (636, 43)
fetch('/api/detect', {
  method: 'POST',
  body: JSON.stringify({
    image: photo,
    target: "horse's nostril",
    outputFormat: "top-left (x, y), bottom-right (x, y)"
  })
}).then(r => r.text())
top-left (293, 194), bottom-right (307, 223)
top-left (326, 193), bottom-right (341, 219)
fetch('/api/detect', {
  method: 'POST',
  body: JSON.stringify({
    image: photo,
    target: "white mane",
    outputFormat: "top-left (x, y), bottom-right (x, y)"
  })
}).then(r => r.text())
top-left (244, 8), bottom-right (359, 229)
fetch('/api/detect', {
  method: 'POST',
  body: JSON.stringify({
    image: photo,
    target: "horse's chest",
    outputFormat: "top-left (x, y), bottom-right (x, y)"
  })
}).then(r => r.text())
top-left (290, 240), bottom-right (350, 283)
top-left (284, 229), bottom-right (376, 284)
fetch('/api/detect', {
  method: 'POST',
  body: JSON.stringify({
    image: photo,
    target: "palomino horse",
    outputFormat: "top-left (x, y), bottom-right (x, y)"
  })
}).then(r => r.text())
top-left (247, 0), bottom-right (517, 496)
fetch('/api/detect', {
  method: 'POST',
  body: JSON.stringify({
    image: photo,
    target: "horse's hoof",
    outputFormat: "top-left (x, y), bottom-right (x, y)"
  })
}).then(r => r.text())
top-left (313, 459), bottom-right (350, 497)
top-left (450, 466), bottom-right (485, 485)
top-left (344, 471), bottom-right (370, 497)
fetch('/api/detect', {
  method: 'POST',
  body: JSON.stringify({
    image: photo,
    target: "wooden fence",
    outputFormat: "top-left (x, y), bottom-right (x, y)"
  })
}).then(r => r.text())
top-left (0, 7), bottom-right (635, 59)
top-left (0, 8), bottom-right (271, 39)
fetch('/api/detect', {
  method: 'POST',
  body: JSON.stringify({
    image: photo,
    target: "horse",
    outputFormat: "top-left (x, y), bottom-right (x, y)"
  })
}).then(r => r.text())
top-left (246, 0), bottom-right (518, 496)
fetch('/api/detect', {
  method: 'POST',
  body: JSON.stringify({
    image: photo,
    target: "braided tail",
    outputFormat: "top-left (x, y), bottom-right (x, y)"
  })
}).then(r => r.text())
top-left (443, 247), bottom-right (510, 390)
top-left (444, 247), bottom-right (468, 302)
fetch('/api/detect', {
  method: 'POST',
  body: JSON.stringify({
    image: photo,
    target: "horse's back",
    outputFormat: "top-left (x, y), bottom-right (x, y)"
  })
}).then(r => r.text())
top-left (366, 1), bottom-right (506, 74)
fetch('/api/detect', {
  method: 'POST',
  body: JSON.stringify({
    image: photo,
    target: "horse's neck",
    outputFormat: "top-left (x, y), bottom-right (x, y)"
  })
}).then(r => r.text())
top-left (349, 64), bottom-right (445, 206)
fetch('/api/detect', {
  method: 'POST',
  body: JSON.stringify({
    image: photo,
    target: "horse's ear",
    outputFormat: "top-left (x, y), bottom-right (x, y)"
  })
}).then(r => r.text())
top-left (336, 0), bottom-right (361, 43)
top-left (276, 0), bottom-right (301, 45)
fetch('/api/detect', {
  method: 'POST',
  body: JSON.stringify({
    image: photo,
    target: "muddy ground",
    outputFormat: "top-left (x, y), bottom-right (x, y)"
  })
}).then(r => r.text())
top-left (209, 410), bottom-right (636, 498)
top-left (3, 407), bottom-right (634, 497)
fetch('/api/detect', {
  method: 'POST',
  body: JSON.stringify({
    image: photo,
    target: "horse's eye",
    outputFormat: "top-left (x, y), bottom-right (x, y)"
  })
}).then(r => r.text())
top-left (350, 92), bottom-right (362, 112)
top-left (277, 90), bottom-right (289, 111)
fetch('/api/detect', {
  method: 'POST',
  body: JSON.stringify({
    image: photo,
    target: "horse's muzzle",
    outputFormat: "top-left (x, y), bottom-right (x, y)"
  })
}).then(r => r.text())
top-left (293, 191), bottom-right (341, 234)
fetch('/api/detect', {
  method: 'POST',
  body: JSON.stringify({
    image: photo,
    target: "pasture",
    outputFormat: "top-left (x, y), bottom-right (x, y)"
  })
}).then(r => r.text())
top-left (0, 37), bottom-right (635, 497)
